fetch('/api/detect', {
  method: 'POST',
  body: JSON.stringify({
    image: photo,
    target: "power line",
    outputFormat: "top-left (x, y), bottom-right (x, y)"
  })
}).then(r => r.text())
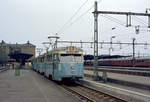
top-left (57, 0), bottom-right (89, 33)
top-left (132, 16), bottom-right (147, 26)
top-left (69, 0), bottom-right (103, 27)
top-left (100, 14), bottom-right (150, 35)
top-left (57, 0), bottom-right (103, 34)
top-left (101, 15), bottom-right (126, 27)
top-left (60, 5), bottom-right (94, 33)
top-left (134, 16), bottom-right (147, 25)
top-left (100, 14), bottom-right (133, 35)
top-left (70, 6), bottom-right (93, 26)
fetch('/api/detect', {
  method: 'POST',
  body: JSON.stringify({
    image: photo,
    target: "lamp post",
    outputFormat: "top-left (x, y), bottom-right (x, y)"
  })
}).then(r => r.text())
top-left (109, 36), bottom-right (116, 55)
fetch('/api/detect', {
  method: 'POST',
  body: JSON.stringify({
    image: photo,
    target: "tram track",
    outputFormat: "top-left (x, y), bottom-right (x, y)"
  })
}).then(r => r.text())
top-left (85, 66), bottom-right (150, 71)
top-left (61, 82), bottom-right (127, 102)
top-left (84, 67), bottom-right (150, 77)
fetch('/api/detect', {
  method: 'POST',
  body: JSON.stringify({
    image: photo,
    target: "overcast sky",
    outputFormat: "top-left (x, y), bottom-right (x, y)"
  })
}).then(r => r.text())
top-left (0, 0), bottom-right (150, 56)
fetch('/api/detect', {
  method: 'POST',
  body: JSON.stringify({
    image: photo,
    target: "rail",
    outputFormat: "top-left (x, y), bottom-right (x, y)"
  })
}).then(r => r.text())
top-left (61, 82), bottom-right (127, 102)
top-left (84, 67), bottom-right (150, 77)
top-left (84, 66), bottom-right (150, 71)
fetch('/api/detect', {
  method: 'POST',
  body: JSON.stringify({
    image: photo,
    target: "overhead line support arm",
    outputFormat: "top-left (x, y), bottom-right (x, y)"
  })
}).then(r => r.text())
top-left (93, 11), bottom-right (150, 28)
top-left (93, 11), bottom-right (150, 16)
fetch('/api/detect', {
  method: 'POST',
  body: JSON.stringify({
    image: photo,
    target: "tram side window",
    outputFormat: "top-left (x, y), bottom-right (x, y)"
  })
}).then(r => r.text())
top-left (40, 57), bottom-right (43, 62)
top-left (42, 57), bottom-right (44, 62)
top-left (47, 55), bottom-right (52, 62)
top-left (37, 58), bottom-right (39, 62)
top-left (53, 54), bottom-right (56, 60)
top-left (53, 54), bottom-right (59, 61)
top-left (40, 58), bottom-right (42, 62)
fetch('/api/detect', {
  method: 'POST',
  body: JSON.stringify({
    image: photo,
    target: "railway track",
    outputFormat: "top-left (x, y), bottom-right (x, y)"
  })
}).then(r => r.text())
top-left (61, 82), bottom-right (127, 102)
top-left (85, 67), bottom-right (150, 77)
top-left (85, 66), bottom-right (150, 71)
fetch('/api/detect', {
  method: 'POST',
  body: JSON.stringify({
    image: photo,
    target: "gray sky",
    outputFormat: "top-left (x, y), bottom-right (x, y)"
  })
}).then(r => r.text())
top-left (0, 0), bottom-right (150, 56)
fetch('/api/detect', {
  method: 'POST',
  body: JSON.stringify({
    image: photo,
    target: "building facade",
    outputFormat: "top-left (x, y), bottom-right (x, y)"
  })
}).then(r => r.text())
top-left (0, 40), bottom-right (36, 64)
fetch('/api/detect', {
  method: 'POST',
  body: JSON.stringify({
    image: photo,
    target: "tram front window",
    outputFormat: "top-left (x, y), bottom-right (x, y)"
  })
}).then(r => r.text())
top-left (60, 54), bottom-right (82, 63)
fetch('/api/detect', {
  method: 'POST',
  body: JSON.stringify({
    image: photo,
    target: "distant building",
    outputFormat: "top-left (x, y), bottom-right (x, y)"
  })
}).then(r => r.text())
top-left (0, 40), bottom-right (36, 64)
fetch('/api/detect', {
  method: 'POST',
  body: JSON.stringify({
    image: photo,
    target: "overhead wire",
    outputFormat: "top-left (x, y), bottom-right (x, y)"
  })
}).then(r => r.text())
top-left (100, 15), bottom-right (126, 27)
top-left (56, 0), bottom-right (140, 54)
top-left (133, 16), bottom-right (147, 25)
top-left (100, 14), bottom-right (148, 29)
top-left (100, 14), bottom-right (133, 38)
top-left (57, 0), bottom-right (102, 34)
top-left (57, 0), bottom-right (89, 34)
top-left (131, 16), bottom-right (150, 33)
top-left (60, 5), bottom-right (94, 33)
top-left (69, 0), bottom-right (103, 26)
top-left (100, 14), bottom-right (143, 38)
top-left (70, 6), bottom-right (93, 26)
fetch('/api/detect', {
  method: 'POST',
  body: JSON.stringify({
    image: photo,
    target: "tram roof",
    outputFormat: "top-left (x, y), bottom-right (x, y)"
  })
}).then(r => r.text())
top-left (49, 46), bottom-right (83, 53)
top-left (35, 46), bottom-right (83, 58)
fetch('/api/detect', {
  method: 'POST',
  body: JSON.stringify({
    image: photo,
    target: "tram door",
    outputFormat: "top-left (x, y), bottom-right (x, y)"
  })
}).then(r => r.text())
top-left (52, 54), bottom-right (59, 80)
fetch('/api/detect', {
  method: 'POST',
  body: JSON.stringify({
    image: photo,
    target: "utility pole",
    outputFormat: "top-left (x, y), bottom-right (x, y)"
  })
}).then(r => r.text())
top-left (132, 38), bottom-right (135, 67)
top-left (93, 1), bottom-right (99, 81)
top-left (146, 8), bottom-right (150, 28)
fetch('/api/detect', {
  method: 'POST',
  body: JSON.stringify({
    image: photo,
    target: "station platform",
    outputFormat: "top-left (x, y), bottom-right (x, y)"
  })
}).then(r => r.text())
top-left (84, 69), bottom-right (150, 93)
top-left (84, 70), bottom-right (150, 86)
top-left (79, 79), bottom-right (150, 102)
top-left (0, 69), bottom-right (78, 102)
top-left (83, 71), bottom-right (150, 102)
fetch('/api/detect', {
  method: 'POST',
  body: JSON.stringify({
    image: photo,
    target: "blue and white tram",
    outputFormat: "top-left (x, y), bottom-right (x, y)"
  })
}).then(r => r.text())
top-left (32, 46), bottom-right (84, 81)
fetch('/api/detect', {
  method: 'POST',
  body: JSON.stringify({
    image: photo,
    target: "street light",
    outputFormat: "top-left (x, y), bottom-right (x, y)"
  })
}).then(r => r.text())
top-left (109, 36), bottom-right (116, 55)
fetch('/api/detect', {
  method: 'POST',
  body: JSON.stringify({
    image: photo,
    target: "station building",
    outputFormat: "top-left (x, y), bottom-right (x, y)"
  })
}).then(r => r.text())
top-left (0, 40), bottom-right (36, 65)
